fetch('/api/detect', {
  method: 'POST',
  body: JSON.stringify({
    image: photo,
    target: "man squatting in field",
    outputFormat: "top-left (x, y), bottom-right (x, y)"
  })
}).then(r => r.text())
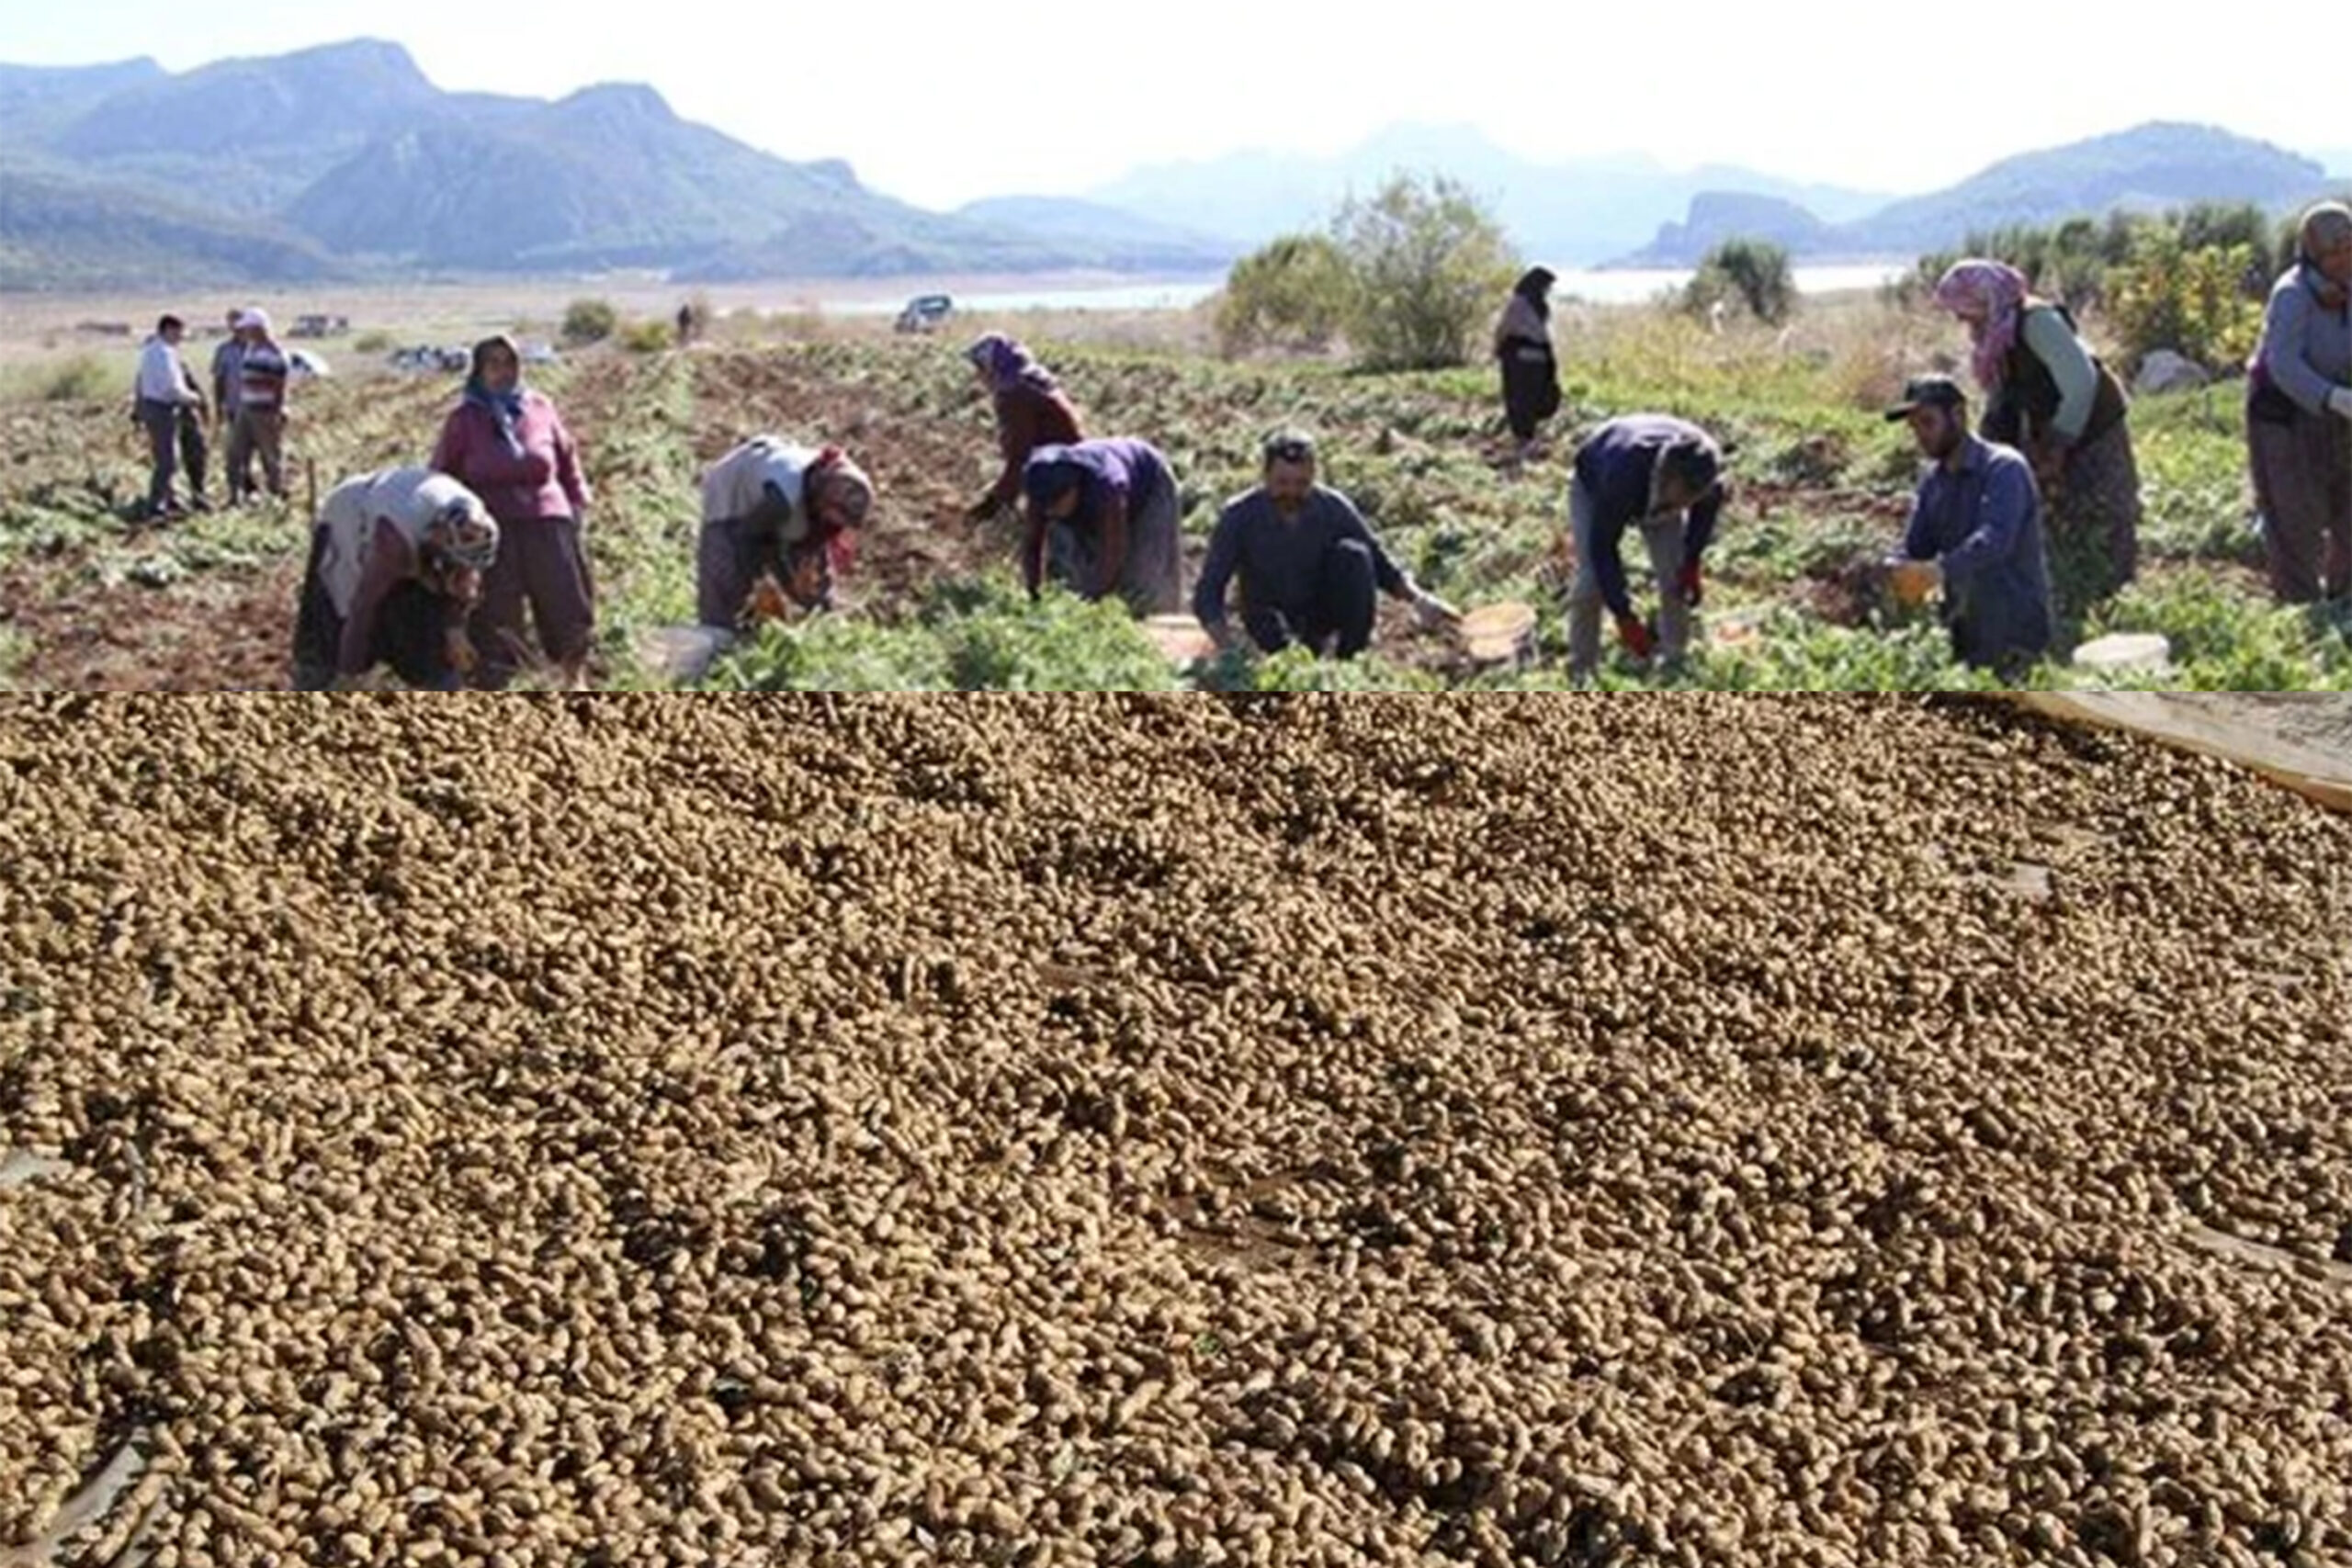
top-left (292, 468), bottom-right (502, 691)
top-left (1193, 430), bottom-right (1460, 659)
top-left (1885, 374), bottom-right (2055, 676)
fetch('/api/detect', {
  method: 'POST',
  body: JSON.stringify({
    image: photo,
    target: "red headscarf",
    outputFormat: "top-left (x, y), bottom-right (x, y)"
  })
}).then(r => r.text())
top-left (807, 446), bottom-right (870, 574)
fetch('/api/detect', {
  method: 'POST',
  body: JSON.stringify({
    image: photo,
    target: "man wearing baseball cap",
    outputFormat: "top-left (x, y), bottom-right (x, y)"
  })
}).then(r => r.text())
top-left (1885, 374), bottom-right (2053, 676)
top-left (228, 308), bottom-right (292, 503)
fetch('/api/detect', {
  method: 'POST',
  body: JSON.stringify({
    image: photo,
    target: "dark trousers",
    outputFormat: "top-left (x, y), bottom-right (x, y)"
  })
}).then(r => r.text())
top-left (1243, 538), bottom-right (1379, 659)
top-left (290, 526), bottom-right (460, 690)
top-left (139, 400), bottom-right (207, 514)
top-left (469, 517), bottom-right (596, 688)
top-left (1501, 345), bottom-right (1561, 442)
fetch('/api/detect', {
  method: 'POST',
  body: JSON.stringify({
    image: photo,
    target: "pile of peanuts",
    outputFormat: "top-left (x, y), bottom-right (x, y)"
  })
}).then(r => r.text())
top-left (3, 694), bottom-right (2348, 1567)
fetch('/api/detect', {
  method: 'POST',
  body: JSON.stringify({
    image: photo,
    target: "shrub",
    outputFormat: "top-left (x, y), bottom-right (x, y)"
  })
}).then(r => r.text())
top-left (1215, 234), bottom-right (1355, 359)
top-left (1331, 173), bottom-right (1518, 372)
top-left (1685, 238), bottom-right (1796, 325)
top-left (560, 299), bottom-right (619, 348)
top-left (2106, 231), bottom-right (2261, 374)
top-left (619, 318), bottom-right (675, 355)
top-left (34, 355), bottom-right (114, 403)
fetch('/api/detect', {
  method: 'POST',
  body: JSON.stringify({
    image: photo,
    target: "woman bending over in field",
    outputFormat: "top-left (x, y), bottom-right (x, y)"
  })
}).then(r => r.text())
top-left (1020, 439), bottom-right (1184, 615)
top-left (1934, 258), bottom-right (2140, 616)
top-left (965, 334), bottom-right (1084, 525)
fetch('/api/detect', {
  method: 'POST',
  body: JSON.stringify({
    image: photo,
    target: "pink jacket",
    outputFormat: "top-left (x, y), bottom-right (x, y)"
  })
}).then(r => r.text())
top-left (430, 391), bottom-right (591, 525)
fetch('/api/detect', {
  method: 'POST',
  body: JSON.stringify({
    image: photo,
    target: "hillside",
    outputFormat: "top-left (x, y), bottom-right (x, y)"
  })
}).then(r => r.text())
top-left (955, 197), bottom-right (1240, 271)
top-left (1619, 122), bottom-right (2331, 265)
top-left (0, 40), bottom-right (1217, 288)
top-left (0, 165), bottom-right (342, 291)
top-left (1090, 123), bottom-right (1894, 266)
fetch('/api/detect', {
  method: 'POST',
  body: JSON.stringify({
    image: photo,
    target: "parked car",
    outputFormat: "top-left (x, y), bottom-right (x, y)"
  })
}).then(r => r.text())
top-left (288, 348), bottom-right (332, 382)
top-left (894, 295), bottom-right (954, 334)
top-left (291, 314), bottom-right (351, 339)
top-left (518, 341), bottom-right (561, 366)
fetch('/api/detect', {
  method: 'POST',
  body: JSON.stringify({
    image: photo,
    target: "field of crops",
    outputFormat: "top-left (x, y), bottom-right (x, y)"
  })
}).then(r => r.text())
top-left (3, 301), bottom-right (2350, 692)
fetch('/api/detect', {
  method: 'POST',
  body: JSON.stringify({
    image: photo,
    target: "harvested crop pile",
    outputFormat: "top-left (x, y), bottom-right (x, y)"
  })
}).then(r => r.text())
top-left (4, 694), bottom-right (2351, 1567)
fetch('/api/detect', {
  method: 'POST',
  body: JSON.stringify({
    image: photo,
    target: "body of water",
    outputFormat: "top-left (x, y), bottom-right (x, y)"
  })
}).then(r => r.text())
top-left (806, 264), bottom-right (1910, 317)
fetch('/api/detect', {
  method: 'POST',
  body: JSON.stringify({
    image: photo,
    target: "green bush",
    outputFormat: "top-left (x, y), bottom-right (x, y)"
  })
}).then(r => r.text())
top-left (2106, 231), bottom-right (2262, 375)
top-left (1331, 173), bottom-right (1518, 372)
top-left (32, 355), bottom-right (115, 403)
top-left (560, 299), bottom-right (619, 348)
top-left (1215, 234), bottom-right (1355, 359)
top-left (619, 319), bottom-right (675, 355)
top-left (1685, 238), bottom-right (1796, 325)
top-left (353, 330), bottom-right (394, 354)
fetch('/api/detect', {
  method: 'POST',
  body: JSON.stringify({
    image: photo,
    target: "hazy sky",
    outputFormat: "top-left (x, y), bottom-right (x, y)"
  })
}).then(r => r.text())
top-left (5, 1), bottom-right (2336, 209)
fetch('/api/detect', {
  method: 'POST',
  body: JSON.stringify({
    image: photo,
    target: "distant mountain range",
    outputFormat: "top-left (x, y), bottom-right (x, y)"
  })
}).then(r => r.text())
top-left (0, 39), bottom-right (1240, 290)
top-left (1088, 124), bottom-right (1895, 267)
top-left (1613, 124), bottom-right (2335, 266)
top-left (0, 39), bottom-right (2346, 292)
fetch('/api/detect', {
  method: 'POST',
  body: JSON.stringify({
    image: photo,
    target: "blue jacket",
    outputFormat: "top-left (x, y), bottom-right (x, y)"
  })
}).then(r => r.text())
top-left (1902, 435), bottom-right (2053, 671)
top-left (1570, 415), bottom-right (1724, 620)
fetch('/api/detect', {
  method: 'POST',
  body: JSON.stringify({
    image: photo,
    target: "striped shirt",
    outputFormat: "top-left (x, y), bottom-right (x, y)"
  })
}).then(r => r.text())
top-left (238, 341), bottom-right (289, 411)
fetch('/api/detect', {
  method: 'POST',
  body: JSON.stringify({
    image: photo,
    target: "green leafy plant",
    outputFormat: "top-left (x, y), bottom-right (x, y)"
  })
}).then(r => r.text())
top-left (560, 299), bottom-right (620, 348)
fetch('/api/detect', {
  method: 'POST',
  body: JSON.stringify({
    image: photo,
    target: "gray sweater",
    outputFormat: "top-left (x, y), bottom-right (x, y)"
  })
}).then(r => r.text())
top-left (2256, 265), bottom-right (2352, 417)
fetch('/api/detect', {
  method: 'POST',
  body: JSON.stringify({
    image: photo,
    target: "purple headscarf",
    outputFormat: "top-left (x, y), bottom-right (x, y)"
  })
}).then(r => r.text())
top-left (967, 333), bottom-right (1058, 395)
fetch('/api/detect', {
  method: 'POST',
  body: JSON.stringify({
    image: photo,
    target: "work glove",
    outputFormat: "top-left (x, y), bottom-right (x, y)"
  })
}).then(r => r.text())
top-left (2330, 388), bottom-right (2352, 422)
top-left (1677, 558), bottom-right (1703, 608)
top-left (1615, 612), bottom-right (1654, 660)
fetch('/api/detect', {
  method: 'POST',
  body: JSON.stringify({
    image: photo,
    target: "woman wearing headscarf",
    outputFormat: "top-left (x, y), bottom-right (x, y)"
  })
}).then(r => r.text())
top-left (430, 334), bottom-right (594, 687)
top-left (2246, 202), bottom-right (2352, 604)
top-left (1934, 258), bottom-right (2140, 612)
top-left (964, 333), bottom-right (1085, 525)
top-left (1493, 267), bottom-right (1562, 459)
top-left (695, 435), bottom-right (874, 630)
top-left (1019, 438), bottom-right (1184, 615)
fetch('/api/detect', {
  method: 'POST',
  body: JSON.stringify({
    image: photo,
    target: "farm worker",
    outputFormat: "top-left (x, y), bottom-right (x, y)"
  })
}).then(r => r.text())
top-left (1020, 439), bottom-right (1185, 615)
top-left (225, 309), bottom-right (290, 503)
top-left (1886, 375), bottom-right (2053, 676)
top-left (290, 467), bottom-right (499, 692)
top-left (695, 435), bottom-right (874, 629)
top-left (2245, 201), bottom-right (2352, 604)
top-left (1493, 267), bottom-right (1562, 461)
top-left (676, 303), bottom-right (695, 347)
top-left (1192, 430), bottom-right (1459, 659)
top-left (1934, 258), bottom-right (2140, 611)
top-left (965, 333), bottom-right (1083, 525)
top-left (1562, 413), bottom-right (1726, 681)
top-left (132, 314), bottom-right (210, 519)
top-left (209, 308), bottom-right (243, 429)
top-left (430, 334), bottom-right (595, 688)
